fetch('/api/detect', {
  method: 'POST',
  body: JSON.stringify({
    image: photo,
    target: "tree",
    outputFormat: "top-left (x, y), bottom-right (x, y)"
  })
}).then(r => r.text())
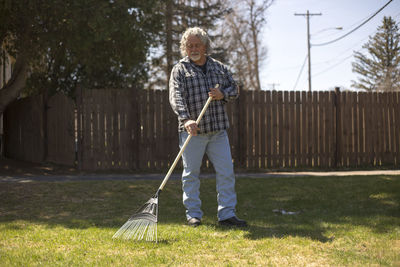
top-left (352, 16), bottom-right (400, 91)
top-left (0, 0), bottom-right (162, 115)
top-left (218, 0), bottom-right (274, 91)
top-left (148, 0), bottom-right (228, 89)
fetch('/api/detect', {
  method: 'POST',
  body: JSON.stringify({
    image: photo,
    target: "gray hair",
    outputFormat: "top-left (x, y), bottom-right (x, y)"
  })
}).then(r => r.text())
top-left (180, 27), bottom-right (211, 57)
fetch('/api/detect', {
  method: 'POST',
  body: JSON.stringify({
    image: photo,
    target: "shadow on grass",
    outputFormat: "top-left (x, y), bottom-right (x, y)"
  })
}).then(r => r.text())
top-left (0, 176), bottom-right (399, 243)
top-left (247, 225), bottom-right (332, 242)
top-left (211, 220), bottom-right (334, 243)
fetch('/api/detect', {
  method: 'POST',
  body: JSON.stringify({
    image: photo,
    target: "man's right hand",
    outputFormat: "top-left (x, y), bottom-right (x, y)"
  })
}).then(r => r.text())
top-left (184, 120), bottom-right (199, 136)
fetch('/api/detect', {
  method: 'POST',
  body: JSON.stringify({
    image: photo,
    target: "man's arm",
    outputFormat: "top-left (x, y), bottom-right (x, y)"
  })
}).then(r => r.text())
top-left (169, 65), bottom-right (190, 124)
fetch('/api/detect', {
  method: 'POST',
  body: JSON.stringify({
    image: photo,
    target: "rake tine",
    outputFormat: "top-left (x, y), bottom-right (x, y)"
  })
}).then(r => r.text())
top-left (127, 220), bottom-right (142, 240)
top-left (138, 221), bottom-right (147, 240)
top-left (112, 221), bottom-right (129, 239)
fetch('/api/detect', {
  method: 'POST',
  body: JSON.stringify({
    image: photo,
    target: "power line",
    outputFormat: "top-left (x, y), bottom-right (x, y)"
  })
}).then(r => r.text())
top-left (311, 10), bottom-right (398, 77)
top-left (311, 0), bottom-right (394, 47)
top-left (292, 54), bottom-right (308, 91)
top-left (313, 53), bottom-right (354, 78)
top-left (312, 32), bottom-right (372, 67)
top-left (312, 32), bottom-right (372, 77)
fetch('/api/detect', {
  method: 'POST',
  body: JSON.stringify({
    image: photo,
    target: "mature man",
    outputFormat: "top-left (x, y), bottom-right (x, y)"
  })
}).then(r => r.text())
top-left (169, 27), bottom-right (247, 227)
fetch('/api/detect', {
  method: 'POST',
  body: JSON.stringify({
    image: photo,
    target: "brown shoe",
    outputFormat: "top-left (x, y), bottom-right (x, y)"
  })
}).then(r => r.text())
top-left (187, 217), bottom-right (201, 227)
top-left (218, 216), bottom-right (247, 227)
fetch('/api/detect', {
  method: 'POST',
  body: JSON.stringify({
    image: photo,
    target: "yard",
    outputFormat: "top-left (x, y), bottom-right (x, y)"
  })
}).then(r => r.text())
top-left (0, 175), bottom-right (399, 266)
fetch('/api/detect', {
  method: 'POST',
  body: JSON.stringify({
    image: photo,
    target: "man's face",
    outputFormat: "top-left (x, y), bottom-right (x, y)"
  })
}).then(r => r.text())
top-left (186, 35), bottom-right (207, 65)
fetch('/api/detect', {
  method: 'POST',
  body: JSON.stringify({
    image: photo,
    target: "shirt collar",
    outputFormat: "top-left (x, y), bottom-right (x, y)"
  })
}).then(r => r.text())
top-left (182, 56), bottom-right (211, 67)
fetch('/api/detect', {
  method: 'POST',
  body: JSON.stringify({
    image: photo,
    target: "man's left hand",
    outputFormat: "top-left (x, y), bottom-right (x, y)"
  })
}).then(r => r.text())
top-left (209, 87), bottom-right (224, 100)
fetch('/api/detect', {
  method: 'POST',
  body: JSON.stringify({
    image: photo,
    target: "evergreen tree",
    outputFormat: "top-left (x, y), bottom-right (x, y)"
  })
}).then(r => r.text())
top-left (352, 16), bottom-right (400, 91)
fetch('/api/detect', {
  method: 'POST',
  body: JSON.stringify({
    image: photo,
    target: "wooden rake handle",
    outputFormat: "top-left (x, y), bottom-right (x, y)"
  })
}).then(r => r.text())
top-left (158, 84), bottom-right (219, 191)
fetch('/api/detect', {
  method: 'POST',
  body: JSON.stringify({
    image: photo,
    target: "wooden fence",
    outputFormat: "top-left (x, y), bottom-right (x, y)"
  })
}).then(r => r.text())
top-left (4, 89), bottom-right (400, 171)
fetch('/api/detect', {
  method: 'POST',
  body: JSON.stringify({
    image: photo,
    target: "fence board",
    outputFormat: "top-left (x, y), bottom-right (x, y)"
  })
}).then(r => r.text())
top-left (259, 91), bottom-right (266, 169)
top-left (97, 91), bottom-right (106, 168)
top-left (353, 93), bottom-right (358, 166)
top-left (387, 93), bottom-right (394, 164)
top-left (305, 92), bottom-right (312, 166)
top-left (359, 93), bottom-right (365, 165)
top-left (154, 90), bottom-right (162, 168)
top-left (358, 93), bottom-right (365, 165)
top-left (283, 91), bottom-right (289, 167)
top-left (300, 92), bottom-right (306, 167)
top-left (277, 91), bottom-right (283, 167)
top-left (348, 91), bottom-right (354, 166)
top-left (342, 92), bottom-right (350, 166)
top-left (329, 91), bottom-right (335, 167)
top-left (381, 93), bottom-right (388, 164)
top-left (94, 91), bottom-right (101, 168)
top-left (376, 93), bottom-right (383, 165)
top-left (319, 92), bottom-right (326, 167)
top-left (254, 90), bottom-right (260, 168)
top-left (312, 92), bottom-right (318, 166)
top-left (271, 91), bottom-right (277, 167)
top-left (390, 92), bottom-right (396, 163)
top-left (366, 92), bottom-right (374, 164)
top-left (327, 91), bottom-right (333, 167)
top-left (81, 91), bottom-right (91, 169)
top-left (141, 90), bottom-right (147, 169)
top-left (359, 92), bottom-right (366, 164)
top-left (265, 91), bottom-right (272, 168)
top-left (249, 91), bottom-right (255, 168)
top-left (289, 91), bottom-right (295, 167)
top-left (294, 92), bottom-right (300, 167)
top-left (148, 90), bottom-right (155, 169)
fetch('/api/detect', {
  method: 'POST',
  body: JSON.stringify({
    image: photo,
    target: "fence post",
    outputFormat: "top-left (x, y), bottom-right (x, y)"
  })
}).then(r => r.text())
top-left (334, 87), bottom-right (341, 167)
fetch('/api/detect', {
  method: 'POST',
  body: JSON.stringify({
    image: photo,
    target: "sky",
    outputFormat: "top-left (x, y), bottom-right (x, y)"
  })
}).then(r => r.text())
top-left (259, 0), bottom-right (400, 91)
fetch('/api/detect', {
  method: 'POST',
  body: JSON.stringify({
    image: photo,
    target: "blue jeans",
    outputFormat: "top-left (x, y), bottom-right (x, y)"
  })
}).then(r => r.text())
top-left (179, 130), bottom-right (237, 221)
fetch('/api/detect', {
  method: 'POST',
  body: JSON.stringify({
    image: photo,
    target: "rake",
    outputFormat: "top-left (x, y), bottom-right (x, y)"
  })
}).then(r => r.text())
top-left (112, 84), bottom-right (219, 242)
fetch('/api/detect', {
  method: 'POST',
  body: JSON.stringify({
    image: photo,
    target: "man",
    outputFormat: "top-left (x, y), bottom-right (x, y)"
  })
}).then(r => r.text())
top-left (169, 27), bottom-right (247, 227)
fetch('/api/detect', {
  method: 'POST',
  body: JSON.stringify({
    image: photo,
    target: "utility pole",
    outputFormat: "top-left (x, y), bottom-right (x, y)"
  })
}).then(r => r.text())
top-left (268, 83), bottom-right (280, 90)
top-left (295, 10), bottom-right (322, 92)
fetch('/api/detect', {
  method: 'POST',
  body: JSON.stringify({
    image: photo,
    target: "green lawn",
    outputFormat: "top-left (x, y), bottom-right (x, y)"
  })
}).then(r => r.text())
top-left (0, 175), bottom-right (399, 266)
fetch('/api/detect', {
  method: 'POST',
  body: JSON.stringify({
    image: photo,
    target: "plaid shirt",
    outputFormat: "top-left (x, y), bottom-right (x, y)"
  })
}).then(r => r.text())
top-left (169, 56), bottom-right (238, 134)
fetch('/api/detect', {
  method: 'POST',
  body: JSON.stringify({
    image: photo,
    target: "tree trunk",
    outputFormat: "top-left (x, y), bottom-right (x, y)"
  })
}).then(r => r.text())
top-left (250, 10), bottom-right (261, 91)
top-left (165, 0), bottom-right (173, 84)
top-left (0, 55), bottom-right (29, 116)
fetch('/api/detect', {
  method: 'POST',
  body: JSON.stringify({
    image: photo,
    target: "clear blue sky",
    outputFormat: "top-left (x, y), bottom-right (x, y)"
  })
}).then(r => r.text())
top-left (260, 0), bottom-right (400, 91)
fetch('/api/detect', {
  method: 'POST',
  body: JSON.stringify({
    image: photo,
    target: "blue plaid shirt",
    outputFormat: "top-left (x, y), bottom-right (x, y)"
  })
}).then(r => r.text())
top-left (169, 56), bottom-right (238, 134)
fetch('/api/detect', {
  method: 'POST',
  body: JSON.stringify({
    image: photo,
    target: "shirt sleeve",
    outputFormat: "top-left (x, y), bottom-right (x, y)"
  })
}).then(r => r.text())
top-left (220, 64), bottom-right (239, 103)
top-left (169, 64), bottom-right (190, 124)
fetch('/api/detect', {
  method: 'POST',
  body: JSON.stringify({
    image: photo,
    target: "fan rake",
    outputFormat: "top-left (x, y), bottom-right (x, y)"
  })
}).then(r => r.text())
top-left (112, 85), bottom-right (218, 242)
top-left (112, 191), bottom-right (159, 242)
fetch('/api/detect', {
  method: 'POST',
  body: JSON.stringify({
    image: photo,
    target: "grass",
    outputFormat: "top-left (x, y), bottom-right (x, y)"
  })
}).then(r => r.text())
top-left (0, 175), bottom-right (399, 266)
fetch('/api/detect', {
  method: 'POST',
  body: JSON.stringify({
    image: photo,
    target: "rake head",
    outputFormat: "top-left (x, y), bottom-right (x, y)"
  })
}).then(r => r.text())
top-left (113, 192), bottom-right (159, 242)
